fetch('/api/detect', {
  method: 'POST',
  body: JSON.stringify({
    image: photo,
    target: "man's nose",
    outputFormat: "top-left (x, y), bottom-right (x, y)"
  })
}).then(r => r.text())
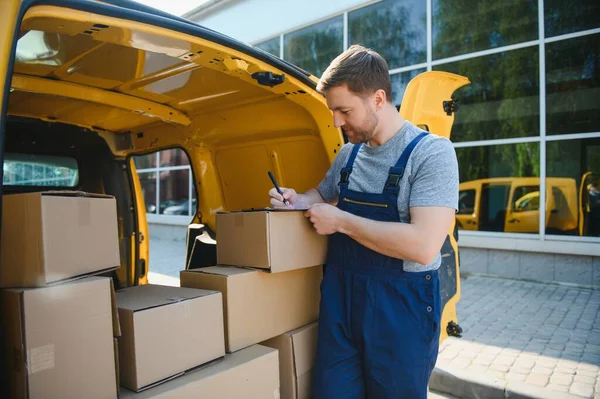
top-left (333, 114), bottom-right (345, 128)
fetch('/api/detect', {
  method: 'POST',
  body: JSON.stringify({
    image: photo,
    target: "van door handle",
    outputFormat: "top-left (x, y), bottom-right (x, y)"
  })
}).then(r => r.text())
top-left (508, 219), bottom-right (520, 223)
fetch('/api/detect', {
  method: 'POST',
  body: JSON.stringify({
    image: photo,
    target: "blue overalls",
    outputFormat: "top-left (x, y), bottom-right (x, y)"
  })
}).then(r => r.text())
top-left (313, 132), bottom-right (442, 399)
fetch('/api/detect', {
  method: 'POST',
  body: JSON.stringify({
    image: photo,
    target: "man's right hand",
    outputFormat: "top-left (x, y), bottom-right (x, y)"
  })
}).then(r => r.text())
top-left (269, 187), bottom-right (297, 209)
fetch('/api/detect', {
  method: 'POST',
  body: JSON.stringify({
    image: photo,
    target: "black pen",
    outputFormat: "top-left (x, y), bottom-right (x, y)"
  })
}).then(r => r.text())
top-left (268, 171), bottom-right (290, 206)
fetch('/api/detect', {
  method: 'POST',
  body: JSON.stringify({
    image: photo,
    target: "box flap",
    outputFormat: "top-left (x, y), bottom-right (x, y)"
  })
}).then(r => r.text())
top-left (290, 323), bottom-right (318, 378)
top-left (186, 266), bottom-right (255, 277)
top-left (115, 284), bottom-right (219, 312)
top-left (40, 190), bottom-right (114, 199)
top-left (110, 279), bottom-right (121, 337)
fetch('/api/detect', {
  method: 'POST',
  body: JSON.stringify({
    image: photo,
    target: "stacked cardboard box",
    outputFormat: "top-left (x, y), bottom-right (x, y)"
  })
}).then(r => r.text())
top-left (179, 209), bottom-right (325, 399)
top-left (0, 192), bottom-right (121, 399)
top-left (122, 209), bottom-right (325, 398)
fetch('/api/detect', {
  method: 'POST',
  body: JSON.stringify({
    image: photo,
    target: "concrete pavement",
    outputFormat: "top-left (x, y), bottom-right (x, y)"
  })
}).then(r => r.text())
top-left (148, 236), bottom-right (600, 398)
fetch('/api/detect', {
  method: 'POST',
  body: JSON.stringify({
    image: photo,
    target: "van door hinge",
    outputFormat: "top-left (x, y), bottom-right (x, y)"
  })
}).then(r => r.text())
top-left (251, 72), bottom-right (285, 87)
top-left (443, 100), bottom-right (460, 116)
top-left (138, 232), bottom-right (145, 244)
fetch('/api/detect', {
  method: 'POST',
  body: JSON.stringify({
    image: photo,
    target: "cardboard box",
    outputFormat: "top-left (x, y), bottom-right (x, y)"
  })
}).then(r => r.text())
top-left (180, 265), bottom-right (321, 353)
top-left (1, 277), bottom-right (117, 399)
top-left (261, 323), bottom-right (318, 399)
top-left (0, 191), bottom-right (120, 288)
top-left (120, 345), bottom-right (279, 399)
top-left (216, 210), bottom-right (327, 272)
top-left (116, 284), bottom-right (225, 392)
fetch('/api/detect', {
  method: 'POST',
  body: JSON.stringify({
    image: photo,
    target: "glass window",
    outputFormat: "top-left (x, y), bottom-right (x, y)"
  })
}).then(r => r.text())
top-left (349, 0), bottom-right (426, 69)
top-left (134, 154), bottom-right (156, 170)
top-left (546, 34), bottom-right (600, 136)
top-left (2, 153), bottom-right (78, 187)
top-left (433, 0), bottom-right (538, 60)
top-left (545, 0), bottom-right (600, 38)
top-left (512, 185), bottom-right (540, 211)
top-left (159, 169), bottom-right (192, 215)
top-left (458, 189), bottom-right (476, 215)
top-left (456, 143), bottom-right (540, 233)
top-left (390, 68), bottom-right (426, 108)
top-left (134, 148), bottom-right (196, 217)
top-left (255, 37), bottom-right (280, 58)
top-left (139, 171), bottom-right (157, 214)
top-left (435, 47), bottom-right (539, 142)
top-left (546, 138), bottom-right (600, 237)
top-left (284, 16), bottom-right (343, 77)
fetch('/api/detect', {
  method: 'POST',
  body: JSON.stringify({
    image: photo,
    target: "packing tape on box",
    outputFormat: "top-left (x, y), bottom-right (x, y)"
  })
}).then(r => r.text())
top-left (77, 197), bottom-right (91, 227)
top-left (167, 297), bottom-right (190, 318)
top-left (27, 344), bottom-right (55, 374)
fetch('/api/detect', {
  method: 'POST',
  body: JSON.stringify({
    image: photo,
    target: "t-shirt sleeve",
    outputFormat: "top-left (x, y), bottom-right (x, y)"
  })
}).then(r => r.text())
top-left (409, 137), bottom-right (459, 211)
top-left (317, 143), bottom-right (353, 203)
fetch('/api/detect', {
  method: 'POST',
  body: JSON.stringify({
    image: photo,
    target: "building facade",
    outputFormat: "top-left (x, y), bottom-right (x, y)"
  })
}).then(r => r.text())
top-left (144, 0), bottom-right (600, 286)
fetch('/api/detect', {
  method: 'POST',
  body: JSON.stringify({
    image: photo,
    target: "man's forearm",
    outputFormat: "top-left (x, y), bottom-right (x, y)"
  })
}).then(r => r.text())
top-left (337, 212), bottom-right (438, 265)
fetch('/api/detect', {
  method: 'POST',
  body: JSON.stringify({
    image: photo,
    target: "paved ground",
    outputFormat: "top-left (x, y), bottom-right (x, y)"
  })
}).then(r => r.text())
top-left (148, 237), bottom-right (600, 398)
top-left (437, 275), bottom-right (600, 398)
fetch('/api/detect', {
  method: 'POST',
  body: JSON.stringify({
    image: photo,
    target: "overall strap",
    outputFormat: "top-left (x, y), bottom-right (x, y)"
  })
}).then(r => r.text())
top-left (384, 132), bottom-right (429, 194)
top-left (338, 144), bottom-right (362, 189)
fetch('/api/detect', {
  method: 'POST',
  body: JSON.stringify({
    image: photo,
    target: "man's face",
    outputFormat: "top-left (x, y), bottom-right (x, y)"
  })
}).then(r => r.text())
top-left (325, 84), bottom-right (379, 144)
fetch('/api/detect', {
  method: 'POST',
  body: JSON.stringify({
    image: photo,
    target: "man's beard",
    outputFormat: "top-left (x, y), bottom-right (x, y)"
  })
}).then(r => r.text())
top-left (343, 108), bottom-right (379, 144)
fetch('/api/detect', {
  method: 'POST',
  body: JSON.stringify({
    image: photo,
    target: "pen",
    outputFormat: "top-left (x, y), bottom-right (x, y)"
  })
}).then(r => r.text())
top-left (268, 171), bottom-right (290, 206)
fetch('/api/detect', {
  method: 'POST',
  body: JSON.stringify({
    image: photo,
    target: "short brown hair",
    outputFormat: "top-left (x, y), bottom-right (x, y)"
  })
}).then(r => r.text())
top-left (317, 44), bottom-right (393, 103)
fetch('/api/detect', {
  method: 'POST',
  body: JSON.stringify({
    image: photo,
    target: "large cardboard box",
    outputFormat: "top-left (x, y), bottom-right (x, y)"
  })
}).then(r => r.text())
top-left (120, 345), bottom-right (279, 399)
top-left (0, 191), bottom-right (120, 288)
top-left (116, 284), bottom-right (225, 392)
top-left (261, 323), bottom-right (318, 399)
top-left (1, 277), bottom-right (117, 399)
top-left (180, 265), bottom-right (322, 353)
top-left (216, 210), bottom-right (327, 272)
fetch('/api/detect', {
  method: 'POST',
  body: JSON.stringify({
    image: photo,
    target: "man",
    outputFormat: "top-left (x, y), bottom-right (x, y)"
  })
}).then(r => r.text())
top-left (269, 45), bottom-right (459, 399)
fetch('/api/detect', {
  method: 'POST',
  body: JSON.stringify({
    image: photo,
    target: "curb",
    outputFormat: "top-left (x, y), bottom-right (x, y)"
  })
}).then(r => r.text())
top-left (430, 365), bottom-right (582, 399)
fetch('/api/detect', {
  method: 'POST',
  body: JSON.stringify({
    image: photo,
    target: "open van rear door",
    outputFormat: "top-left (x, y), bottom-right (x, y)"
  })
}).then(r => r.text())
top-left (400, 71), bottom-right (470, 340)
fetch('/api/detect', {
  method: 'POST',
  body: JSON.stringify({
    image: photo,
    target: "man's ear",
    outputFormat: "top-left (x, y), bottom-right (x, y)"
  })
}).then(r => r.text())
top-left (374, 89), bottom-right (387, 110)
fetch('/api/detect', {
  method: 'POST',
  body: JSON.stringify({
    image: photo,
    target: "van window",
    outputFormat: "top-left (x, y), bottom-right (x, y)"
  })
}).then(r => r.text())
top-left (2, 153), bottom-right (78, 187)
top-left (134, 149), bottom-right (196, 216)
top-left (513, 185), bottom-right (540, 212)
top-left (458, 189), bottom-right (475, 214)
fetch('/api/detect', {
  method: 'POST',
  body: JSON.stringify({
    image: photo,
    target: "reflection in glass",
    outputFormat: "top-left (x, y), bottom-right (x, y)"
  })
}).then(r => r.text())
top-left (547, 138), bottom-right (600, 237)
top-left (456, 143), bottom-right (540, 233)
top-left (433, 0), bottom-right (538, 60)
top-left (435, 47), bottom-right (539, 142)
top-left (545, 0), bottom-right (600, 37)
top-left (159, 149), bottom-right (190, 167)
top-left (284, 16), bottom-right (343, 77)
top-left (134, 154), bottom-right (156, 170)
top-left (2, 153), bottom-right (78, 187)
top-left (255, 37), bottom-right (280, 58)
top-left (390, 68), bottom-right (426, 108)
top-left (546, 34), bottom-right (600, 136)
top-left (349, 0), bottom-right (426, 69)
top-left (139, 171), bottom-right (157, 214)
top-left (160, 169), bottom-right (191, 215)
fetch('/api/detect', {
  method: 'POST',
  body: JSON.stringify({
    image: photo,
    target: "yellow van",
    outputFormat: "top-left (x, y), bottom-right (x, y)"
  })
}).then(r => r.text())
top-left (0, 0), bottom-right (466, 352)
top-left (457, 177), bottom-right (580, 234)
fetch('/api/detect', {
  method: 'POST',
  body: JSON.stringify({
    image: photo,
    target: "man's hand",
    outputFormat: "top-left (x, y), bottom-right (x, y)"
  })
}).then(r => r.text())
top-left (269, 187), bottom-right (297, 209)
top-left (305, 203), bottom-right (345, 235)
top-left (269, 188), bottom-right (327, 209)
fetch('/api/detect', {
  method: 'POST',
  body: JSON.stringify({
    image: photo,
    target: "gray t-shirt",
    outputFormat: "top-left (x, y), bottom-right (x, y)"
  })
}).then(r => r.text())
top-left (317, 121), bottom-right (459, 271)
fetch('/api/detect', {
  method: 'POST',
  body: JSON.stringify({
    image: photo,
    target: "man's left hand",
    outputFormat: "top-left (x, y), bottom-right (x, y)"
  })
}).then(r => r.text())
top-left (305, 203), bottom-right (345, 235)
